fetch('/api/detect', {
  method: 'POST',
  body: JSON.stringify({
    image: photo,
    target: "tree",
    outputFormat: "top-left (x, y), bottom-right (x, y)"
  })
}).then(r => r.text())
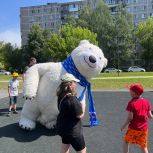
top-left (0, 41), bottom-right (5, 69)
top-left (22, 24), bottom-right (52, 64)
top-left (136, 17), bottom-right (153, 70)
top-left (112, 4), bottom-right (134, 67)
top-left (45, 24), bottom-right (98, 61)
top-left (77, 1), bottom-right (114, 61)
top-left (76, 1), bottom-right (134, 67)
top-left (1, 43), bottom-right (23, 72)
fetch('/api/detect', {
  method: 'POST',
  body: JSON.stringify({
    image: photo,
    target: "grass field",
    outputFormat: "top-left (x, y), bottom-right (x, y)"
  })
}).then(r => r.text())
top-left (0, 74), bottom-right (23, 90)
top-left (0, 72), bottom-right (153, 90)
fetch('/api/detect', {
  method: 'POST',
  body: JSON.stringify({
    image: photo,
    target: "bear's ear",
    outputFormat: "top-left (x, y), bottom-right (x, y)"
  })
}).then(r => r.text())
top-left (79, 40), bottom-right (90, 46)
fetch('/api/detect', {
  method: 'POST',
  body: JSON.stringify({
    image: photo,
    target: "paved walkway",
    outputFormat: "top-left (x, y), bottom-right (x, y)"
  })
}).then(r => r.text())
top-left (0, 89), bottom-right (9, 98)
top-left (0, 91), bottom-right (153, 153)
top-left (0, 89), bottom-right (23, 98)
top-left (93, 76), bottom-right (153, 79)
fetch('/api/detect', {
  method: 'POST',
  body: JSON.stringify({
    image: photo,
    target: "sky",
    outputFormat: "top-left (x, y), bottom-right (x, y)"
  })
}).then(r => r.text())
top-left (0, 0), bottom-right (70, 47)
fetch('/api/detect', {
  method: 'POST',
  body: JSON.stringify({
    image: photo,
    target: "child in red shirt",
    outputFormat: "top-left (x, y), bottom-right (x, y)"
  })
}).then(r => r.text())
top-left (121, 83), bottom-right (153, 153)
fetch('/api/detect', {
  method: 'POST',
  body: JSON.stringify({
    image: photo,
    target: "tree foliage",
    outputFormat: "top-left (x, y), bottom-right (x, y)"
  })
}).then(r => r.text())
top-left (112, 4), bottom-right (134, 66)
top-left (22, 24), bottom-right (52, 64)
top-left (0, 43), bottom-right (23, 72)
top-left (0, 41), bottom-right (5, 69)
top-left (136, 17), bottom-right (153, 69)
top-left (45, 24), bottom-right (98, 61)
top-left (76, 2), bottom-right (134, 67)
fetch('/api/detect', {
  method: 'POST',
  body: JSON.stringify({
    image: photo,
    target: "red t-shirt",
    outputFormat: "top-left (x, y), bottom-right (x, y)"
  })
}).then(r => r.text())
top-left (126, 97), bottom-right (151, 131)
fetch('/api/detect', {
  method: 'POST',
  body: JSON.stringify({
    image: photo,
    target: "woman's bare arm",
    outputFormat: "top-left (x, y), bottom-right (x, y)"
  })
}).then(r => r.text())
top-left (148, 110), bottom-right (153, 119)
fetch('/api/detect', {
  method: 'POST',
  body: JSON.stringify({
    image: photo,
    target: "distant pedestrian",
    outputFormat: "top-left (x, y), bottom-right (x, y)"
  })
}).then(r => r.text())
top-left (29, 57), bottom-right (37, 67)
top-left (56, 73), bottom-right (87, 153)
top-left (22, 57), bottom-right (37, 81)
top-left (8, 72), bottom-right (19, 116)
top-left (121, 83), bottom-right (153, 153)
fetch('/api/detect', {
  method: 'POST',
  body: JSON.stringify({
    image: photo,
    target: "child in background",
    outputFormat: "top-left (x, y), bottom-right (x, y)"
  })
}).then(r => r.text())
top-left (8, 72), bottom-right (19, 116)
top-left (121, 83), bottom-right (153, 153)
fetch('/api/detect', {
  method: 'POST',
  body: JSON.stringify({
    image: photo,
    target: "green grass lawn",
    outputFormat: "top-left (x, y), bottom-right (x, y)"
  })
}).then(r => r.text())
top-left (91, 72), bottom-right (153, 90)
top-left (0, 74), bottom-right (23, 90)
top-left (0, 72), bottom-right (153, 90)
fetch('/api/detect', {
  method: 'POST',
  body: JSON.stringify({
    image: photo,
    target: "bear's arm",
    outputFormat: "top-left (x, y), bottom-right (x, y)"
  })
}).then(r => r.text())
top-left (23, 63), bottom-right (53, 98)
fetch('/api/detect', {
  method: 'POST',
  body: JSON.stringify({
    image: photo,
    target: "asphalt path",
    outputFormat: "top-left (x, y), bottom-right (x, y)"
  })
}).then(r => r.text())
top-left (0, 91), bottom-right (153, 153)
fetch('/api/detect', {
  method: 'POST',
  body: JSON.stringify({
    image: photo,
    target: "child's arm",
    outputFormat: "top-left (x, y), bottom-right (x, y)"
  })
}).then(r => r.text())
top-left (148, 110), bottom-right (153, 119)
top-left (121, 112), bottom-right (133, 131)
top-left (8, 81), bottom-right (11, 97)
top-left (8, 86), bottom-right (10, 97)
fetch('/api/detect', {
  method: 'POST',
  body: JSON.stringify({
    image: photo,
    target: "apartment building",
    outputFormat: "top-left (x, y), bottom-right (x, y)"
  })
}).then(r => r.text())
top-left (20, 0), bottom-right (153, 46)
top-left (20, 0), bottom-right (85, 46)
top-left (96, 0), bottom-right (153, 25)
top-left (125, 0), bottom-right (153, 25)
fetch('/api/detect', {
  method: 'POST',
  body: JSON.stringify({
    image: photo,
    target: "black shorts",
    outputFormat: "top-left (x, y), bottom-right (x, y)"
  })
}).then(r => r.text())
top-left (61, 134), bottom-right (85, 151)
top-left (9, 96), bottom-right (18, 105)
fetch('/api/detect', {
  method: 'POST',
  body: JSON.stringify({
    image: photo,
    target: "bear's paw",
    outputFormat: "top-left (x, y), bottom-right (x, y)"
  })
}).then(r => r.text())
top-left (19, 117), bottom-right (36, 130)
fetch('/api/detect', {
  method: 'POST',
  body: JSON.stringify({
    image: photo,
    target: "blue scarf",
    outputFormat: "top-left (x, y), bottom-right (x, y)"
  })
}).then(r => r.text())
top-left (62, 56), bottom-right (99, 126)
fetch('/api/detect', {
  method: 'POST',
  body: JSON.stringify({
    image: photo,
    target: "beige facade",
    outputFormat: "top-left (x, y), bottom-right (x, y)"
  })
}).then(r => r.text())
top-left (20, 1), bottom-right (85, 46)
top-left (97, 0), bottom-right (153, 25)
top-left (125, 0), bottom-right (153, 25)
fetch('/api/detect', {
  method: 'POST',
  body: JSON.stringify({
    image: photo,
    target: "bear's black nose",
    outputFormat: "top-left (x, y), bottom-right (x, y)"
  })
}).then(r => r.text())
top-left (89, 55), bottom-right (96, 63)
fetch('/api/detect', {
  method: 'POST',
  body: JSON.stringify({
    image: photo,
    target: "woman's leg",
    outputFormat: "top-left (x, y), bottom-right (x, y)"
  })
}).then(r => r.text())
top-left (60, 143), bottom-right (70, 153)
top-left (123, 140), bottom-right (129, 153)
top-left (77, 147), bottom-right (86, 153)
top-left (141, 147), bottom-right (148, 153)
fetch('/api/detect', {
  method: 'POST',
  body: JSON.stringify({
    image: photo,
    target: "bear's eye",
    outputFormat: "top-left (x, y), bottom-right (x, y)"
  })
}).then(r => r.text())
top-left (99, 57), bottom-right (102, 60)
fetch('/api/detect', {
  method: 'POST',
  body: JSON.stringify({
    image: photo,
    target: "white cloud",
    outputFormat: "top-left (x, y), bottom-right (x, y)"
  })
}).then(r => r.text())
top-left (0, 30), bottom-right (21, 47)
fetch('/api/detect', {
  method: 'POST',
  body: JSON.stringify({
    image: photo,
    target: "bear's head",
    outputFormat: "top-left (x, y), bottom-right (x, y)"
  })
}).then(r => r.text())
top-left (71, 40), bottom-right (107, 79)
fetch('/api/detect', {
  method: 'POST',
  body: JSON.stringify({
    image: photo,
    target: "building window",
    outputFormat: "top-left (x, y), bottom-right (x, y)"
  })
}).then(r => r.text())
top-left (51, 22), bottom-right (54, 27)
top-left (141, 13), bottom-right (147, 18)
top-left (134, 0), bottom-right (138, 3)
top-left (108, 0), bottom-right (117, 4)
top-left (142, 0), bottom-right (147, 2)
top-left (142, 5), bottom-right (147, 10)
top-left (134, 14), bottom-right (138, 19)
top-left (29, 16), bottom-right (34, 22)
top-left (31, 10), bottom-right (35, 14)
top-left (150, 12), bottom-right (153, 17)
top-left (127, 7), bottom-right (131, 12)
top-left (44, 8), bottom-right (47, 13)
top-left (50, 8), bottom-right (53, 13)
top-left (127, 0), bottom-right (130, 4)
top-left (134, 6), bottom-right (137, 12)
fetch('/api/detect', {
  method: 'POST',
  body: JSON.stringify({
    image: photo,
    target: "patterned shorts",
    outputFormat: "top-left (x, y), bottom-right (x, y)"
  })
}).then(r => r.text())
top-left (124, 128), bottom-right (148, 148)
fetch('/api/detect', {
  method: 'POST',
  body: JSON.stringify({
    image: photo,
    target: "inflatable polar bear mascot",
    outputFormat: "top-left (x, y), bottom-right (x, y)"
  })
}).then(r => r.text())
top-left (19, 40), bottom-right (107, 130)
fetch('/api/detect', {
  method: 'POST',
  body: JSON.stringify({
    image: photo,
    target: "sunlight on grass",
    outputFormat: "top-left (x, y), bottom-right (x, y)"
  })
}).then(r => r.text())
top-left (1, 72), bottom-right (153, 90)
top-left (91, 78), bottom-right (153, 90)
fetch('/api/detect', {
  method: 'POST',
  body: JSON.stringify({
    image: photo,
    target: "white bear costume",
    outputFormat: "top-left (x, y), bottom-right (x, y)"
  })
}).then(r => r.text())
top-left (19, 40), bottom-right (107, 130)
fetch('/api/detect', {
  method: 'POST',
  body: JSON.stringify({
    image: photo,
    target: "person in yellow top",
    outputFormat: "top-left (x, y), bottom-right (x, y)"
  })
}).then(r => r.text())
top-left (8, 72), bottom-right (19, 116)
